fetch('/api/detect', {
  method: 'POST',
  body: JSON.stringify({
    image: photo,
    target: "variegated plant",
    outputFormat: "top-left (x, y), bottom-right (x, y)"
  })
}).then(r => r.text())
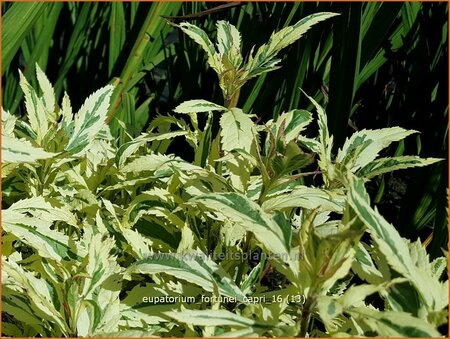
top-left (2, 14), bottom-right (447, 338)
top-left (176, 12), bottom-right (339, 108)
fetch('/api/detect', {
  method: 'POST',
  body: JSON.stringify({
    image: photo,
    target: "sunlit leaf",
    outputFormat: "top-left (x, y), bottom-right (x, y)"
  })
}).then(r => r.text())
top-left (65, 85), bottom-right (114, 155)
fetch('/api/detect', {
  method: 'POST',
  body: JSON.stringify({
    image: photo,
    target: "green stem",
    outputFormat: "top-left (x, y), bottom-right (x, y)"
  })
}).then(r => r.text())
top-left (235, 230), bottom-right (252, 286)
top-left (298, 295), bottom-right (315, 337)
top-left (254, 136), bottom-right (271, 205)
top-left (37, 159), bottom-right (51, 196)
top-left (106, 3), bottom-right (180, 125)
top-left (206, 219), bottom-right (212, 254)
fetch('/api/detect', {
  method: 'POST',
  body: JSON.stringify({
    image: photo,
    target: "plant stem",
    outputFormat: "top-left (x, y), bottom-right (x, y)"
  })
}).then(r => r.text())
top-left (37, 159), bottom-right (51, 196)
top-left (298, 295), bottom-right (314, 337)
top-left (224, 90), bottom-right (240, 108)
top-left (235, 230), bottom-right (252, 285)
top-left (106, 3), bottom-right (181, 125)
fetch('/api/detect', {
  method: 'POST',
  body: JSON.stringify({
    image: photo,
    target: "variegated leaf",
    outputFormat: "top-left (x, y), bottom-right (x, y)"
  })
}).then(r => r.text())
top-left (303, 91), bottom-right (334, 182)
top-left (352, 243), bottom-right (384, 284)
top-left (337, 128), bottom-right (417, 172)
top-left (297, 135), bottom-right (320, 153)
top-left (347, 174), bottom-right (446, 310)
top-left (2, 109), bottom-right (17, 136)
top-left (174, 99), bottom-right (226, 114)
top-left (81, 233), bottom-right (120, 298)
top-left (120, 281), bottom-right (203, 328)
top-left (19, 70), bottom-right (48, 143)
top-left (122, 188), bottom-right (183, 235)
top-left (246, 13), bottom-right (339, 77)
top-left (120, 228), bottom-right (153, 260)
top-left (178, 22), bottom-right (223, 73)
top-left (2, 197), bottom-right (78, 262)
top-left (165, 309), bottom-right (276, 328)
top-left (190, 193), bottom-right (295, 270)
top-left (216, 20), bottom-right (242, 68)
top-left (358, 156), bottom-right (442, 179)
top-left (125, 251), bottom-right (246, 301)
top-left (316, 295), bottom-right (343, 330)
top-left (65, 85), bottom-right (114, 155)
top-left (2, 259), bottom-right (69, 334)
top-left (94, 330), bottom-right (159, 337)
top-left (60, 91), bottom-right (74, 135)
top-left (35, 64), bottom-right (56, 122)
top-left (264, 12), bottom-right (339, 55)
top-left (262, 186), bottom-right (345, 213)
top-left (220, 108), bottom-right (255, 152)
top-left (122, 153), bottom-right (200, 175)
top-left (72, 234), bottom-right (122, 336)
top-left (2, 285), bottom-right (48, 335)
top-left (273, 109), bottom-right (312, 146)
top-left (347, 307), bottom-right (441, 337)
top-left (2, 134), bottom-right (57, 163)
top-left (85, 136), bottom-right (115, 173)
top-left (116, 130), bottom-right (187, 167)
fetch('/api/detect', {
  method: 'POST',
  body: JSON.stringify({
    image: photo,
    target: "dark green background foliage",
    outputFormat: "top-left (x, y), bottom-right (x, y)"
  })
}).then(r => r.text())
top-left (2, 2), bottom-right (448, 256)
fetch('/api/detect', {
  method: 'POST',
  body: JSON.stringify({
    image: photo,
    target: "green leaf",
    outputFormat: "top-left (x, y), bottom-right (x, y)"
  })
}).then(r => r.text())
top-left (326, 4), bottom-right (361, 149)
top-left (126, 251), bottom-right (246, 301)
top-left (65, 85), bottom-right (114, 155)
top-left (173, 99), bottom-right (226, 114)
top-left (2, 3), bottom-right (48, 72)
top-left (107, 2), bottom-right (182, 132)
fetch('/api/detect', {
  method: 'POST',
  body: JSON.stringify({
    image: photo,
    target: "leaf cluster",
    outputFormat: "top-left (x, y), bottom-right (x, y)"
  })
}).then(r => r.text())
top-left (2, 13), bottom-right (447, 338)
